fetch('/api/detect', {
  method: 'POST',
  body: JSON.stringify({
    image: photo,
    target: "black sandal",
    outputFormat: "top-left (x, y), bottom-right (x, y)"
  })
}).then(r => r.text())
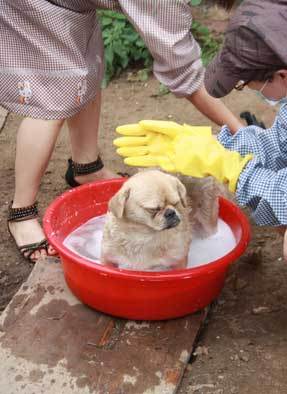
top-left (7, 201), bottom-right (52, 263)
top-left (65, 156), bottom-right (129, 188)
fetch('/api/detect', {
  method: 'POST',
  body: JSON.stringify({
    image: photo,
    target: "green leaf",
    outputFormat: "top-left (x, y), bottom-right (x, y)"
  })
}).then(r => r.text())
top-left (98, 9), bottom-right (221, 85)
top-left (158, 83), bottom-right (170, 96)
top-left (105, 45), bottom-right (114, 66)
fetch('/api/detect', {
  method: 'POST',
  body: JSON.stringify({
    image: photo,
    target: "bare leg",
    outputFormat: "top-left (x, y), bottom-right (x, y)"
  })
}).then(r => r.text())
top-left (9, 117), bottom-right (64, 260)
top-left (67, 91), bottom-right (119, 183)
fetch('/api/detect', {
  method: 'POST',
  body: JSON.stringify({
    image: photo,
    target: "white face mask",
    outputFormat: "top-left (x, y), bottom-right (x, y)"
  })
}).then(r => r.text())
top-left (258, 79), bottom-right (287, 106)
top-left (263, 96), bottom-right (287, 106)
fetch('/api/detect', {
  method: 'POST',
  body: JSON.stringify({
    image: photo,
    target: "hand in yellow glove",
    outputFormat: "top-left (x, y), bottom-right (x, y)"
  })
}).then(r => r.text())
top-left (114, 120), bottom-right (253, 192)
top-left (115, 121), bottom-right (211, 172)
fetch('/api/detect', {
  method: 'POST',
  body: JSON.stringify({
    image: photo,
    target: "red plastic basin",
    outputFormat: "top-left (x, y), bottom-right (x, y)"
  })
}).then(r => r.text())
top-left (43, 178), bottom-right (250, 320)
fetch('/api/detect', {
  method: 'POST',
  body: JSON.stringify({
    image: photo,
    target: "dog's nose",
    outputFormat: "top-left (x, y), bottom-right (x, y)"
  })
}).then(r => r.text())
top-left (164, 208), bottom-right (180, 229)
top-left (164, 209), bottom-right (176, 220)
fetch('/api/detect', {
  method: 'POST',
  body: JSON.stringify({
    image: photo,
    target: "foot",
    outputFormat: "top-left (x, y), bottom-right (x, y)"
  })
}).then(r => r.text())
top-left (74, 167), bottom-right (121, 185)
top-left (8, 218), bottom-right (57, 262)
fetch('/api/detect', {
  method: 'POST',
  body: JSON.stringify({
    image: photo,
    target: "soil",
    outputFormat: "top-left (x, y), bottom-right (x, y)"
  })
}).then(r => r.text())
top-left (0, 8), bottom-right (286, 389)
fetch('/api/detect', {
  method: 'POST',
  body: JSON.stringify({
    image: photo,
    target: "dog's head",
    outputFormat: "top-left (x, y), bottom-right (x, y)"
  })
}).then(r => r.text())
top-left (108, 170), bottom-right (187, 231)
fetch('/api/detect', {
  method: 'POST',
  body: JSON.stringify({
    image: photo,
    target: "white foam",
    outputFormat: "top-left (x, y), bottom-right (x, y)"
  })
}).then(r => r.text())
top-left (64, 215), bottom-right (237, 270)
top-left (187, 219), bottom-right (236, 268)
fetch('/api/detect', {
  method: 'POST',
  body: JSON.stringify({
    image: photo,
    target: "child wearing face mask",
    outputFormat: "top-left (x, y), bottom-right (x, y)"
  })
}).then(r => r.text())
top-left (203, 0), bottom-right (287, 234)
top-left (257, 79), bottom-right (287, 107)
top-left (114, 0), bottom-right (287, 259)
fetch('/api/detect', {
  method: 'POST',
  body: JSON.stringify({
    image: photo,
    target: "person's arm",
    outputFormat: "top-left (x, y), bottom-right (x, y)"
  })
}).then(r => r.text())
top-left (234, 157), bottom-right (287, 226)
top-left (187, 85), bottom-right (243, 133)
top-left (218, 104), bottom-right (287, 171)
top-left (114, 118), bottom-right (287, 227)
top-left (215, 105), bottom-right (287, 226)
top-left (237, 162), bottom-right (287, 264)
top-left (117, 0), bottom-right (242, 132)
top-left (117, 0), bottom-right (203, 96)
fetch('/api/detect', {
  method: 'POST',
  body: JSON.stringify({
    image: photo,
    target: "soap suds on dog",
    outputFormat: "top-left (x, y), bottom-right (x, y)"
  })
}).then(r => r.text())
top-left (64, 214), bottom-right (236, 270)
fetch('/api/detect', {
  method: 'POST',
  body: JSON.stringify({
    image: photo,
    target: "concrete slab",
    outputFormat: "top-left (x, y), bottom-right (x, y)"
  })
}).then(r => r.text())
top-left (0, 259), bottom-right (207, 394)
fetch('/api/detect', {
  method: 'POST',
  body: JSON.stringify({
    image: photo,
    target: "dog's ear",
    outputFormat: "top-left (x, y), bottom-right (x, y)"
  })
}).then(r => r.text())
top-left (108, 187), bottom-right (130, 218)
top-left (175, 179), bottom-right (187, 207)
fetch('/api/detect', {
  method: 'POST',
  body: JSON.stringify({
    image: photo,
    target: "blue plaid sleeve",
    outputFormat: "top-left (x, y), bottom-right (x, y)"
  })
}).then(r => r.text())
top-left (217, 104), bottom-right (287, 226)
top-left (218, 104), bottom-right (287, 170)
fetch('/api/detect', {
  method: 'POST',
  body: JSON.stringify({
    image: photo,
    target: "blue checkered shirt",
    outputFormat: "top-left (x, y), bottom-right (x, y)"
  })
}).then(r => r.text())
top-left (217, 104), bottom-right (287, 226)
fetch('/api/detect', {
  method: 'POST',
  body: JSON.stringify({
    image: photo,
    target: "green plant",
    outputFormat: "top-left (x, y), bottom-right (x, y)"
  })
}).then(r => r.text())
top-left (190, 0), bottom-right (203, 5)
top-left (192, 21), bottom-right (222, 65)
top-left (98, 10), bottom-right (152, 87)
top-left (98, 10), bottom-right (221, 85)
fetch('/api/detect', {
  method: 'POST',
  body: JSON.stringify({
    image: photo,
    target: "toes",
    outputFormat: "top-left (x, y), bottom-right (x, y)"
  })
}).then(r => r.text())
top-left (40, 248), bottom-right (48, 259)
top-left (47, 245), bottom-right (58, 256)
top-left (24, 245), bottom-right (57, 262)
top-left (24, 248), bottom-right (51, 262)
top-left (24, 249), bottom-right (42, 262)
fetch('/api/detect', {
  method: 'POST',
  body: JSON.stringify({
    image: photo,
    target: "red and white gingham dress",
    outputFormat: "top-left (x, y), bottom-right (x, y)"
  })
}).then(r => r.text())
top-left (0, 0), bottom-right (204, 119)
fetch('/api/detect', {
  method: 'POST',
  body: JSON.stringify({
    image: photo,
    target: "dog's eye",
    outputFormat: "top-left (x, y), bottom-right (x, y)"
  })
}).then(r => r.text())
top-left (147, 207), bottom-right (161, 215)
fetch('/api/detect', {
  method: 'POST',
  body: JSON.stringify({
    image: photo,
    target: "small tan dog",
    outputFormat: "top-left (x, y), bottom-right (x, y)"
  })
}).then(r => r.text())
top-left (101, 170), bottom-right (218, 271)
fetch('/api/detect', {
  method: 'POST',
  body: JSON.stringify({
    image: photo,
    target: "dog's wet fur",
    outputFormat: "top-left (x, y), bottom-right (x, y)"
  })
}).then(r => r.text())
top-left (101, 170), bottom-right (219, 271)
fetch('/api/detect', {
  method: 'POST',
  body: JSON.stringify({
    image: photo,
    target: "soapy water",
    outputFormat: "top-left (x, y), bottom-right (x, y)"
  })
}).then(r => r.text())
top-left (64, 214), bottom-right (237, 271)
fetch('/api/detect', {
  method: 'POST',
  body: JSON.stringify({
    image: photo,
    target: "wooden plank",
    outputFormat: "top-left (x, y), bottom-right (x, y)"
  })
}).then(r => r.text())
top-left (0, 259), bottom-right (207, 394)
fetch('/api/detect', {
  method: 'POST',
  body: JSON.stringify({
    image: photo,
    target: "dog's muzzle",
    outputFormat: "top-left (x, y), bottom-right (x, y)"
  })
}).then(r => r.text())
top-left (164, 208), bottom-right (180, 229)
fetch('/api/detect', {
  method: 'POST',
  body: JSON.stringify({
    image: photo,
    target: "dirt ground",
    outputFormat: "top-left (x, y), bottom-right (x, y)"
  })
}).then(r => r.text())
top-left (1, 58), bottom-right (287, 394)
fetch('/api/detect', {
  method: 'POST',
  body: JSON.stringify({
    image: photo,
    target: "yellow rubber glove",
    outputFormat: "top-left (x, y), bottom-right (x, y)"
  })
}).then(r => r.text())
top-left (114, 120), bottom-right (253, 192)
top-left (115, 121), bottom-right (212, 172)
